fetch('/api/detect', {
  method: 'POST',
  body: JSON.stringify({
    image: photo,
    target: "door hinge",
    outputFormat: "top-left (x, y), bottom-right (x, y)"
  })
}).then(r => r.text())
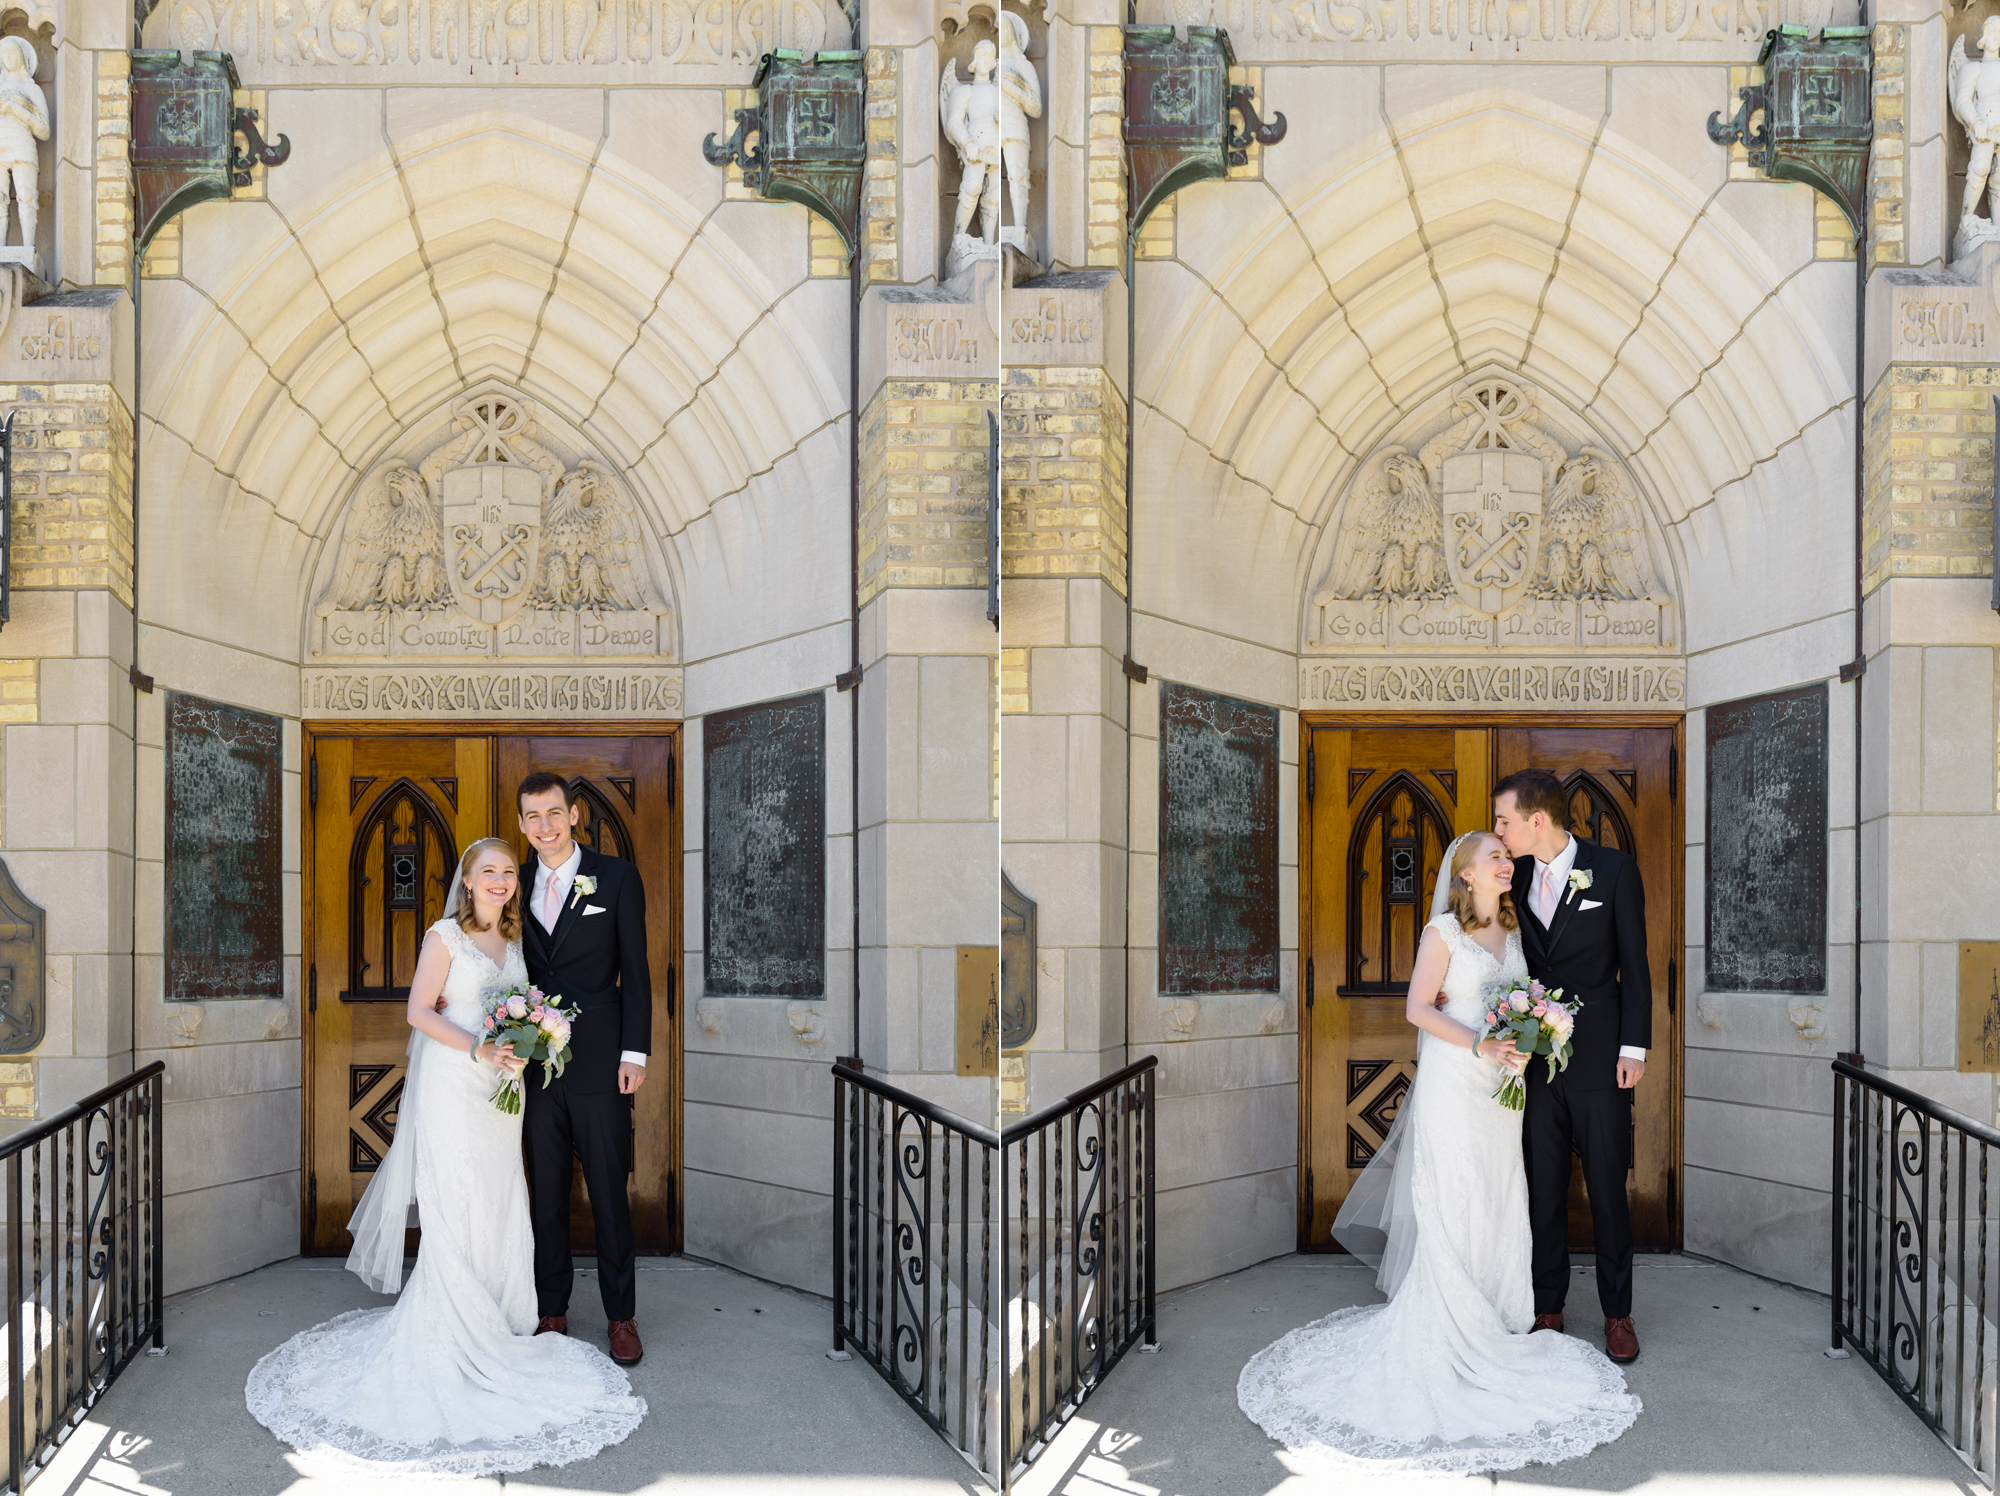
top-left (1667, 1165), bottom-right (1677, 1225)
top-left (307, 1172), bottom-right (318, 1232)
top-left (1306, 745), bottom-right (1315, 800)
top-left (1304, 1167), bottom-right (1314, 1225)
top-left (308, 964), bottom-right (317, 1014)
top-left (668, 1170), bottom-right (678, 1231)
top-left (666, 748), bottom-right (676, 807)
top-left (1666, 957), bottom-right (1676, 1016)
top-left (1668, 744), bottom-right (1678, 803)
top-left (1305, 957), bottom-right (1314, 1009)
top-left (666, 963), bottom-right (675, 1020)
top-left (309, 753), bottom-right (318, 808)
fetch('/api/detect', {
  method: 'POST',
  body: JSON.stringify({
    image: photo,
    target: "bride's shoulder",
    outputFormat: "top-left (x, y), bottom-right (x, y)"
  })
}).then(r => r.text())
top-left (426, 916), bottom-right (465, 949)
top-left (1423, 912), bottom-right (1461, 946)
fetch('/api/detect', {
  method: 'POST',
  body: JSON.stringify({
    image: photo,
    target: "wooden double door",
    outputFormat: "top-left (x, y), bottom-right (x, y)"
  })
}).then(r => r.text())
top-left (302, 725), bottom-right (682, 1257)
top-left (1300, 717), bottom-right (1683, 1254)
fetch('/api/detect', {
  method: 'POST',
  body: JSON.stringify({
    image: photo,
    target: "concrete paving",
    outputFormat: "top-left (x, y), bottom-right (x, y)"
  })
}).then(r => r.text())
top-left (32, 1255), bottom-right (990, 1494)
top-left (1013, 1254), bottom-right (1984, 1496)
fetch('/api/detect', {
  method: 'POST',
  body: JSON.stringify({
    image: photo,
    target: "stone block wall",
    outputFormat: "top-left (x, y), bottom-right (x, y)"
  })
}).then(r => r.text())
top-left (998, 365), bottom-right (1127, 591)
top-left (1862, 362), bottom-right (1997, 592)
top-left (93, 49), bottom-right (130, 290)
top-left (1872, 23), bottom-right (1906, 271)
top-left (5, 381), bottom-right (134, 601)
top-left (865, 47), bottom-right (901, 285)
top-left (857, 375), bottom-right (996, 604)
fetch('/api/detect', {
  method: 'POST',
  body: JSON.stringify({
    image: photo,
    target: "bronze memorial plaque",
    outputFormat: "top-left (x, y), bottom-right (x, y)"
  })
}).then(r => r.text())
top-left (957, 945), bottom-right (998, 1078)
top-left (1959, 942), bottom-right (2000, 1073)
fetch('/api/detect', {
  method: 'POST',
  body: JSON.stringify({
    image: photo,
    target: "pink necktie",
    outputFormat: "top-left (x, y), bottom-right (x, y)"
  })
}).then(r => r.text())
top-left (541, 872), bottom-right (561, 933)
top-left (1539, 868), bottom-right (1556, 924)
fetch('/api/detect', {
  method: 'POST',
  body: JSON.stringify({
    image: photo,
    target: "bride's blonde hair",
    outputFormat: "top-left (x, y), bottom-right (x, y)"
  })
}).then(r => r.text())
top-left (453, 837), bottom-right (522, 941)
top-left (1446, 831), bottom-right (1518, 932)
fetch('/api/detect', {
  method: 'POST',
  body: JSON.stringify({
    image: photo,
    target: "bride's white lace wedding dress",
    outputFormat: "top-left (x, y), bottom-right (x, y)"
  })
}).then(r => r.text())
top-left (246, 918), bottom-right (646, 1478)
top-left (1237, 912), bottom-right (1640, 1475)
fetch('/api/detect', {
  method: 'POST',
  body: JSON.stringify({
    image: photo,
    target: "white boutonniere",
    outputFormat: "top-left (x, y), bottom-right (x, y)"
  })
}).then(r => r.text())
top-left (569, 873), bottom-right (597, 910)
top-left (1564, 868), bottom-right (1594, 906)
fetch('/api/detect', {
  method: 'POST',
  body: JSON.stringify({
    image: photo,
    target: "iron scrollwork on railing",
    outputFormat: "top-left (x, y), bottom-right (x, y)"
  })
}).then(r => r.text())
top-left (833, 1064), bottom-right (999, 1486)
top-left (1832, 1058), bottom-right (2000, 1482)
top-left (3, 1062), bottom-right (165, 1493)
top-left (1003, 1056), bottom-right (1156, 1479)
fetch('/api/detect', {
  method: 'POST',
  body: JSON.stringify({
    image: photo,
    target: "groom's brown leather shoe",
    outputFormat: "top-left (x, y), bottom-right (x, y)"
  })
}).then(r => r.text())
top-left (1605, 1316), bottom-right (1639, 1363)
top-left (608, 1319), bottom-right (643, 1366)
top-left (1531, 1312), bottom-right (1564, 1333)
top-left (535, 1316), bottom-right (567, 1336)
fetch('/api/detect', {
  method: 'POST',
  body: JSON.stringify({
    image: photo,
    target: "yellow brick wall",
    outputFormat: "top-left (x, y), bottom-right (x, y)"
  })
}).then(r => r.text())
top-left (857, 376), bottom-right (995, 604)
top-left (999, 364), bottom-right (1128, 593)
top-left (1087, 27), bottom-right (1124, 269)
top-left (864, 47), bottom-right (899, 284)
top-left (96, 51), bottom-right (132, 289)
top-left (1871, 24), bottom-right (1906, 271)
top-left (5, 382), bottom-right (136, 604)
top-left (1863, 363), bottom-right (1996, 593)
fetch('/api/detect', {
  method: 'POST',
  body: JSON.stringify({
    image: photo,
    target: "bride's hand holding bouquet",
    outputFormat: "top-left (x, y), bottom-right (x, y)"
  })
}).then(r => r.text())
top-left (1479, 979), bottom-right (1578, 1111)
top-left (479, 985), bottom-right (580, 1115)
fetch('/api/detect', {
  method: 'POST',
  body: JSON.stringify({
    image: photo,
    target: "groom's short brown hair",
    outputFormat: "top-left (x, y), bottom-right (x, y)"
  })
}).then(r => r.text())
top-left (1493, 767), bottom-right (1568, 825)
top-left (517, 771), bottom-right (575, 811)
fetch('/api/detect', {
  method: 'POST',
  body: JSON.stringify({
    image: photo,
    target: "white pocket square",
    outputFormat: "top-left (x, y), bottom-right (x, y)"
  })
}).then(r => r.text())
top-left (1579, 899), bottom-right (1604, 911)
top-left (582, 904), bottom-right (607, 916)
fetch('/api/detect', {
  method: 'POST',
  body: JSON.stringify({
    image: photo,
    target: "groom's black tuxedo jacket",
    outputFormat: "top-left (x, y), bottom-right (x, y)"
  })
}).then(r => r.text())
top-left (1511, 838), bottom-right (1650, 1091)
top-left (522, 847), bottom-right (652, 1096)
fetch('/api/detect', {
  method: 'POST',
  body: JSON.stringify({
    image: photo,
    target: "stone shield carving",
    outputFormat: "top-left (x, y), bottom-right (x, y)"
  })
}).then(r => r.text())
top-left (1441, 449), bottom-right (1541, 614)
top-left (442, 464), bottom-right (541, 624)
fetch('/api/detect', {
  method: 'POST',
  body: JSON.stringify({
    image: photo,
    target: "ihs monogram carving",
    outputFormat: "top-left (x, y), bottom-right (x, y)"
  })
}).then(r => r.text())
top-left (1309, 377), bottom-right (1674, 658)
top-left (313, 393), bottom-right (675, 664)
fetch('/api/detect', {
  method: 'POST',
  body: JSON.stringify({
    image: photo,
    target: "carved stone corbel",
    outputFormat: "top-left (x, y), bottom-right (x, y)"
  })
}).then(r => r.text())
top-left (1123, 26), bottom-right (1285, 236)
top-left (703, 49), bottom-right (868, 264)
top-left (131, 51), bottom-right (290, 251)
top-left (1707, 25), bottom-right (1871, 238)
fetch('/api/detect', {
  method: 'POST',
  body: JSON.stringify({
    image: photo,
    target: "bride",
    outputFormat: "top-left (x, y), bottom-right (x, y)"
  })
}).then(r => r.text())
top-left (1238, 830), bottom-right (1640, 1475)
top-left (247, 837), bottom-right (646, 1478)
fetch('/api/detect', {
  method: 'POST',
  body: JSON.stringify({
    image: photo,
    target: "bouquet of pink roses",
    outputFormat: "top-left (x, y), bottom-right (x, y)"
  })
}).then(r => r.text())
top-left (1479, 978), bottom-right (1579, 1111)
top-left (478, 984), bottom-right (579, 1115)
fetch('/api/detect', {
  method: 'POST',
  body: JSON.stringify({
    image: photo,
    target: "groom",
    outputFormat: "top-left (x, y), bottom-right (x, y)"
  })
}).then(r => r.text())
top-left (517, 772), bottom-right (652, 1366)
top-left (1493, 767), bottom-right (1650, 1366)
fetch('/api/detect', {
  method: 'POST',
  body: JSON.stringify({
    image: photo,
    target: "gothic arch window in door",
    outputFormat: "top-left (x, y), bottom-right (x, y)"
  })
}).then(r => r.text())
top-left (1561, 771), bottom-right (1635, 854)
top-left (1344, 772), bottom-right (1453, 994)
top-left (565, 778), bottom-right (633, 861)
top-left (347, 779), bottom-right (456, 1001)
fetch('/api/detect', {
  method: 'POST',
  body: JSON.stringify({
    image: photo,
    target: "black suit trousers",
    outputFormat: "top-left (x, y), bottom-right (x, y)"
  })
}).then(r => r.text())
top-left (1524, 1060), bottom-right (1633, 1319)
top-left (524, 1077), bottom-right (636, 1321)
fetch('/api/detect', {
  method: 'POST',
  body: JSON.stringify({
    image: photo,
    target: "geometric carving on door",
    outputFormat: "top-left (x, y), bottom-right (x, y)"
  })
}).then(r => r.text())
top-left (1431, 768), bottom-right (1458, 804)
top-left (565, 777), bottom-right (633, 860)
top-left (1346, 1058), bottom-right (1388, 1101)
top-left (348, 775), bottom-right (376, 809)
top-left (350, 1131), bottom-right (384, 1171)
top-left (361, 1076), bottom-right (403, 1147)
top-left (1346, 1064), bottom-right (1412, 1167)
top-left (608, 776), bottom-right (636, 809)
top-left (1560, 770), bottom-right (1634, 853)
top-left (1609, 768), bottom-right (1637, 802)
top-left (431, 775), bottom-right (459, 808)
top-left (348, 1063), bottom-right (393, 1107)
top-left (1357, 1068), bottom-right (1409, 1141)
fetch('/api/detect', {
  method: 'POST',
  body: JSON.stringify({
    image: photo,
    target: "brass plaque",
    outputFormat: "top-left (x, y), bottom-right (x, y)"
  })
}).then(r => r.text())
top-left (1960, 943), bottom-right (2000, 1073)
top-left (957, 946), bottom-right (999, 1078)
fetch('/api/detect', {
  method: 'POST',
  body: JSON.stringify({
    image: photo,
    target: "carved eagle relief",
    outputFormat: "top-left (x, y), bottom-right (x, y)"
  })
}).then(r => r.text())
top-left (1314, 378), bottom-right (1662, 617)
top-left (317, 395), bottom-right (665, 629)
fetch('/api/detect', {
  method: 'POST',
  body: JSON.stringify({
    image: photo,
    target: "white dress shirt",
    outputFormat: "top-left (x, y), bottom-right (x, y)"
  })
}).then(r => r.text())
top-left (536, 844), bottom-right (646, 1069)
top-left (1533, 834), bottom-right (1645, 1064)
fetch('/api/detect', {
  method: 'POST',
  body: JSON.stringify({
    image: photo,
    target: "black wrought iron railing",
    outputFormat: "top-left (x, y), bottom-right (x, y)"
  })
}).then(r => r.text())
top-left (1833, 1057), bottom-right (2000, 1483)
top-left (1003, 1055), bottom-right (1156, 1478)
top-left (832, 1063), bottom-right (999, 1486)
top-left (2, 1062), bottom-right (165, 1494)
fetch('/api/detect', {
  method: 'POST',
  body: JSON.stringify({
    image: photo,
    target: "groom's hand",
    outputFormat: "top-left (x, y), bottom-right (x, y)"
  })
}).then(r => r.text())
top-left (618, 1061), bottom-right (646, 1095)
top-left (1617, 1057), bottom-right (1645, 1089)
